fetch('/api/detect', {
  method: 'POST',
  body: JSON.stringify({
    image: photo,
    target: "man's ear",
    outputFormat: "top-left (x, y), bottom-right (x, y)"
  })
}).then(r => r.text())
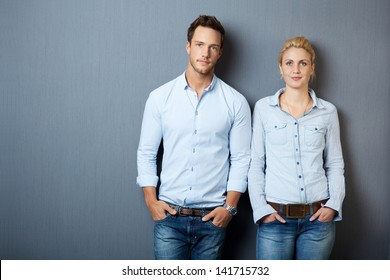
top-left (186, 41), bottom-right (190, 55)
top-left (218, 47), bottom-right (223, 58)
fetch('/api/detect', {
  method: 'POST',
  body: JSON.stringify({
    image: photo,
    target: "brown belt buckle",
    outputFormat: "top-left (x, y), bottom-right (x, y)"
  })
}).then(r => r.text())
top-left (285, 204), bottom-right (307, 219)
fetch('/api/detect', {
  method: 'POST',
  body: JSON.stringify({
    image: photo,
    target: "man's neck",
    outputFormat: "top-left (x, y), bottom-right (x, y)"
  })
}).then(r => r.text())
top-left (185, 68), bottom-right (214, 99)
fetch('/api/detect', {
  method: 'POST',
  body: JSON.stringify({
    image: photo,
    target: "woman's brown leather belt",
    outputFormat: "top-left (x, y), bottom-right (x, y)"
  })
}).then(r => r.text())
top-left (267, 199), bottom-right (328, 218)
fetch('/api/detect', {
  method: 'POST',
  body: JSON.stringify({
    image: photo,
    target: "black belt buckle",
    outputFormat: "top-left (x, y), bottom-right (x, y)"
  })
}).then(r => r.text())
top-left (285, 204), bottom-right (307, 219)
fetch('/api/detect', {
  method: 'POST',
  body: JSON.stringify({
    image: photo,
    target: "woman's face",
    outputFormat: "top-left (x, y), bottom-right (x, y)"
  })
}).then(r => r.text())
top-left (279, 47), bottom-right (314, 90)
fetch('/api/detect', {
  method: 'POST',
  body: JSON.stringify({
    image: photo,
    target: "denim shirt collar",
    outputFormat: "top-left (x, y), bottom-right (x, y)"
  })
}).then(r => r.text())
top-left (269, 88), bottom-right (325, 109)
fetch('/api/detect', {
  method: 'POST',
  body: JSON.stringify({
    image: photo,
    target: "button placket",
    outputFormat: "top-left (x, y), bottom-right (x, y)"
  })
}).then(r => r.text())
top-left (293, 120), bottom-right (306, 200)
top-left (188, 105), bottom-right (199, 200)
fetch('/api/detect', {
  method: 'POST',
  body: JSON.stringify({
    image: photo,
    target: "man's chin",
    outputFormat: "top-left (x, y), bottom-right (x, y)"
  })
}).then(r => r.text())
top-left (195, 67), bottom-right (213, 76)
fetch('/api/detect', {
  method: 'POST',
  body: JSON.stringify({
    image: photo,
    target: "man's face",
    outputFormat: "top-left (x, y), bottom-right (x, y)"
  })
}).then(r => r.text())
top-left (186, 26), bottom-right (223, 76)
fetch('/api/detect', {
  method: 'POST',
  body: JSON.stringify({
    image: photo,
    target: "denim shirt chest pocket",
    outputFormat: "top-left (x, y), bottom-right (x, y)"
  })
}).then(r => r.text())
top-left (265, 122), bottom-right (288, 145)
top-left (304, 125), bottom-right (326, 147)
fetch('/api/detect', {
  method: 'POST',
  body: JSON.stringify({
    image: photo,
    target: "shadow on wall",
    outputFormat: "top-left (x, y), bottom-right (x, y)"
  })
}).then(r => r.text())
top-left (215, 31), bottom-right (237, 90)
top-left (222, 192), bottom-right (256, 259)
top-left (329, 110), bottom-right (364, 259)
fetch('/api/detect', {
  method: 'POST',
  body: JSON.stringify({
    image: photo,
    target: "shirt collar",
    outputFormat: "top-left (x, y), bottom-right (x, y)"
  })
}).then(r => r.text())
top-left (269, 88), bottom-right (325, 109)
top-left (180, 72), bottom-right (217, 92)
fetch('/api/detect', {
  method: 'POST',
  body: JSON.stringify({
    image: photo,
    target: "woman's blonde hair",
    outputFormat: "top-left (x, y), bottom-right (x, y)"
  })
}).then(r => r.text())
top-left (278, 36), bottom-right (316, 79)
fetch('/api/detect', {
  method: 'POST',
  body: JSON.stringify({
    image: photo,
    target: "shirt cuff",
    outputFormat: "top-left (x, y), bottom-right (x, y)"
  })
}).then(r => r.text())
top-left (136, 175), bottom-right (159, 188)
top-left (324, 199), bottom-right (343, 221)
top-left (226, 179), bottom-right (247, 193)
top-left (252, 203), bottom-right (276, 224)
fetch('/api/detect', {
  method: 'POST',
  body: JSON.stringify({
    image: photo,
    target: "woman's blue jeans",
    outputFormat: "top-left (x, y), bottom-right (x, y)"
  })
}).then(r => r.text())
top-left (256, 214), bottom-right (336, 260)
top-left (154, 213), bottom-right (226, 260)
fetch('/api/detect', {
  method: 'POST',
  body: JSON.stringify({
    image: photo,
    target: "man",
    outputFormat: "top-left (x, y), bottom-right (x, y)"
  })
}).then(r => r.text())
top-left (136, 15), bottom-right (251, 260)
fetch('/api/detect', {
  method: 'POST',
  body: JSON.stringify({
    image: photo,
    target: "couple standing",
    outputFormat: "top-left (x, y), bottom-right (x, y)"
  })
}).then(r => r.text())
top-left (136, 15), bottom-right (345, 260)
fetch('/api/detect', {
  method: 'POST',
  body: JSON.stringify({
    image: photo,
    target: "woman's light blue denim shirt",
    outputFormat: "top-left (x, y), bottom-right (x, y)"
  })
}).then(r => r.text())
top-left (248, 88), bottom-right (345, 223)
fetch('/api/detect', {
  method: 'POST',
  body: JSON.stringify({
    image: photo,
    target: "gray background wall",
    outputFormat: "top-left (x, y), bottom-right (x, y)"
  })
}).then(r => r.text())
top-left (1, 0), bottom-right (389, 260)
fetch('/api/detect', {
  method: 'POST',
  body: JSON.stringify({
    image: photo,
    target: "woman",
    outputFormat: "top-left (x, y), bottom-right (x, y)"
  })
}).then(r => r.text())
top-left (248, 36), bottom-right (345, 260)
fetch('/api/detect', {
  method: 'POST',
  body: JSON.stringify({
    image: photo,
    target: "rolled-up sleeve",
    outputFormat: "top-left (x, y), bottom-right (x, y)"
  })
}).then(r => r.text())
top-left (136, 93), bottom-right (162, 188)
top-left (226, 95), bottom-right (252, 193)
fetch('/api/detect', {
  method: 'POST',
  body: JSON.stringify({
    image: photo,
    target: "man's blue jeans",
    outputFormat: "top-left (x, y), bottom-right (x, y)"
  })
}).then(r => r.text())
top-left (154, 213), bottom-right (226, 260)
top-left (256, 215), bottom-right (336, 260)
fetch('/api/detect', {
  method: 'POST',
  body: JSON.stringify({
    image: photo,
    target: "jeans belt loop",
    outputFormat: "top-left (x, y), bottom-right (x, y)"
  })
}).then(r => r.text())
top-left (309, 203), bottom-right (314, 215)
top-left (202, 208), bottom-right (210, 216)
top-left (280, 204), bottom-right (284, 215)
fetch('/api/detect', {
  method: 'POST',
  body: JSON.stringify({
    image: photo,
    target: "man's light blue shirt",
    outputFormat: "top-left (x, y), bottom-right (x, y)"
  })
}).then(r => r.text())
top-left (248, 88), bottom-right (345, 223)
top-left (137, 73), bottom-right (251, 208)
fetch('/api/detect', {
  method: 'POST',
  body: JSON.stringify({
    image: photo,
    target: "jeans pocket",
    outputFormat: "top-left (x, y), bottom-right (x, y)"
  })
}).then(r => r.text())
top-left (207, 220), bottom-right (227, 230)
top-left (154, 212), bottom-right (172, 223)
top-left (261, 218), bottom-right (281, 225)
top-left (316, 218), bottom-right (333, 224)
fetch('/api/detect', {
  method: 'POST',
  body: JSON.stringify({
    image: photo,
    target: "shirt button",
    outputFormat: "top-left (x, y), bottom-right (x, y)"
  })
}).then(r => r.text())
top-left (297, 162), bottom-right (300, 165)
top-left (294, 122), bottom-right (297, 125)
top-left (295, 135), bottom-right (298, 138)
top-left (193, 148), bottom-right (195, 153)
top-left (194, 130), bottom-right (197, 134)
top-left (299, 175), bottom-right (302, 178)
top-left (300, 188), bottom-right (304, 191)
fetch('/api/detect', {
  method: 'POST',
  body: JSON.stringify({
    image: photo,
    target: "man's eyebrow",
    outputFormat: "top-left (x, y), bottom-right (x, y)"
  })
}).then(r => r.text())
top-left (193, 40), bottom-right (221, 47)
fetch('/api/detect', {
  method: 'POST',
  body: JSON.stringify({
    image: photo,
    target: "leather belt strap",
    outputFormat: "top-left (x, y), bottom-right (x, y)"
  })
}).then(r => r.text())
top-left (267, 199), bottom-right (328, 219)
top-left (168, 204), bottom-right (215, 217)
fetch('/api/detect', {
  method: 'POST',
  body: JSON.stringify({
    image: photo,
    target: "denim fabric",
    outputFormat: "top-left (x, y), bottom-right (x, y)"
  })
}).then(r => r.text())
top-left (256, 214), bottom-right (335, 260)
top-left (248, 88), bottom-right (345, 223)
top-left (154, 213), bottom-right (226, 260)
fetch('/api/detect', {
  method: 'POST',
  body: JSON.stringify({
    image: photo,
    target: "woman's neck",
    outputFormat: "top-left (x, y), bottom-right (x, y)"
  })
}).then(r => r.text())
top-left (280, 86), bottom-right (312, 119)
top-left (283, 85), bottom-right (310, 103)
